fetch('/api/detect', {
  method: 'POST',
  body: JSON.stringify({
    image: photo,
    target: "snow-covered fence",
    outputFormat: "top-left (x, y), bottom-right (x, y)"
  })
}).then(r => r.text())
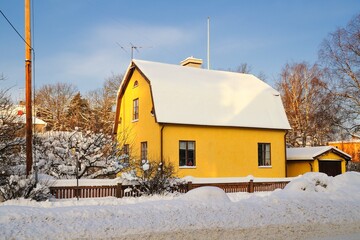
top-left (50, 183), bottom-right (143, 199)
top-left (49, 179), bottom-right (290, 199)
top-left (50, 184), bottom-right (120, 199)
top-left (186, 180), bottom-right (290, 193)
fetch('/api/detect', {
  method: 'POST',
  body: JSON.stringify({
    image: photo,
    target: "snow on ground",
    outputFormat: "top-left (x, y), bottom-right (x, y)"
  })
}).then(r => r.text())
top-left (1, 172), bottom-right (360, 240)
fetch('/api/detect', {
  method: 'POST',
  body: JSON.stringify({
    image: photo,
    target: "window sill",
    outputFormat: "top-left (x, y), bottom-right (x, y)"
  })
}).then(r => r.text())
top-left (132, 119), bottom-right (139, 123)
top-left (179, 166), bottom-right (196, 169)
top-left (258, 166), bottom-right (272, 168)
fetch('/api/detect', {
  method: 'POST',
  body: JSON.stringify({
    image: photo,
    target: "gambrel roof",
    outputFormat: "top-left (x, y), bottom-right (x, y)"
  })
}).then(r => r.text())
top-left (114, 59), bottom-right (291, 131)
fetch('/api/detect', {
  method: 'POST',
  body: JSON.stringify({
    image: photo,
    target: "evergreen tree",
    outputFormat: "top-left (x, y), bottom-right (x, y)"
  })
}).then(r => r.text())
top-left (66, 92), bottom-right (91, 131)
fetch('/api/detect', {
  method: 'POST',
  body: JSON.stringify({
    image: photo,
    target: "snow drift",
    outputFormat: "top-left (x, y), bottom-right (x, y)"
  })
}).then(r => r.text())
top-left (1, 172), bottom-right (360, 239)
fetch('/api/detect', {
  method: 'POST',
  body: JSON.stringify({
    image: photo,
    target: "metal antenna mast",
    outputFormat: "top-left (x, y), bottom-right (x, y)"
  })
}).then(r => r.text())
top-left (116, 42), bottom-right (152, 60)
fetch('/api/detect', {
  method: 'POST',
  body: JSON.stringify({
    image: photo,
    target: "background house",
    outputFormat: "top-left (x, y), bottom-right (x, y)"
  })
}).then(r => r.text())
top-left (286, 146), bottom-right (351, 177)
top-left (114, 58), bottom-right (291, 178)
top-left (328, 135), bottom-right (360, 162)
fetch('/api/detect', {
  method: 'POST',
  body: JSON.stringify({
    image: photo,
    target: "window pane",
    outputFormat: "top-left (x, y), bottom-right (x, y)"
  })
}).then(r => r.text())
top-left (258, 144), bottom-right (263, 166)
top-left (180, 141), bottom-right (186, 150)
top-left (188, 142), bottom-right (194, 150)
top-left (179, 149), bottom-right (186, 166)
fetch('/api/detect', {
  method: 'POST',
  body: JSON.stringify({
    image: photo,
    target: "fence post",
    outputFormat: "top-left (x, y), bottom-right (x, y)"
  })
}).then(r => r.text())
top-left (116, 183), bottom-right (122, 198)
top-left (187, 181), bottom-right (193, 192)
top-left (248, 180), bottom-right (254, 193)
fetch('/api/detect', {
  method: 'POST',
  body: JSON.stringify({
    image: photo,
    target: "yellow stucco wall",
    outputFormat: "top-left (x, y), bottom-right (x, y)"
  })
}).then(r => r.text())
top-left (117, 68), bottom-right (161, 160)
top-left (287, 160), bottom-right (313, 177)
top-left (163, 125), bottom-right (286, 178)
top-left (117, 67), bottom-right (287, 178)
top-left (286, 151), bottom-right (347, 177)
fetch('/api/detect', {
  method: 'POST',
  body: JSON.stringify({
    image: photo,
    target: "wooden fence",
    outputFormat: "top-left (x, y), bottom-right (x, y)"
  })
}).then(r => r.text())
top-left (50, 180), bottom-right (290, 199)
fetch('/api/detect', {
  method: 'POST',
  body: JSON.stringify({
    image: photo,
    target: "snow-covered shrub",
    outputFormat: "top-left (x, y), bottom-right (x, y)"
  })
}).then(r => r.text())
top-left (123, 159), bottom-right (181, 195)
top-left (0, 174), bottom-right (52, 201)
top-left (347, 161), bottom-right (360, 172)
top-left (284, 172), bottom-right (330, 193)
top-left (34, 130), bottom-right (126, 179)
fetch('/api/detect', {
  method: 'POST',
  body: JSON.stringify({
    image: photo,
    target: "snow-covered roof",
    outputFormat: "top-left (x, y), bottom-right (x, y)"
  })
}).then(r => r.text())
top-left (286, 146), bottom-right (351, 161)
top-left (122, 59), bottom-right (290, 129)
top-left (16, 115), bottom-right (47, 125)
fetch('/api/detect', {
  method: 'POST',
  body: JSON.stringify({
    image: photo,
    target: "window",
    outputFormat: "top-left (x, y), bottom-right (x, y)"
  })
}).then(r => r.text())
top-left (179, 141), bottom-right (195, 167)
top-left (133, 80), bottom-right (139, 88)
top-left (133, 98), bottom-right (139, 120)
top-left (258, 143), bottom-right (271, 166)
top-left (141, 142), bottom-right (148, 160)
top-left (122, 144), bottom-right (130, 163)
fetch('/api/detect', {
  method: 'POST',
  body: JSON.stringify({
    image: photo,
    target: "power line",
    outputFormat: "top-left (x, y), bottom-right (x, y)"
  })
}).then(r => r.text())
top-left (0, 9), bottom-right (33, 50)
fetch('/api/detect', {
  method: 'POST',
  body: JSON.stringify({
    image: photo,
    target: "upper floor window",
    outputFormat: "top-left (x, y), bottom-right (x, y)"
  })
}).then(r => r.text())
top-left (133, 98), bottom-right (139, 121)
top-left (258, 143), bottom-right (271, 166)
top-left (179, 141), bottom-right (196, 167)
top-left (133, 80), bottom-right (139, 88)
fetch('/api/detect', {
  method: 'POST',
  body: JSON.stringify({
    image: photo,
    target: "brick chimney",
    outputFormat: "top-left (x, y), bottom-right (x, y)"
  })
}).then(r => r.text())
top-left (180, 56), bottom-right (203, 68)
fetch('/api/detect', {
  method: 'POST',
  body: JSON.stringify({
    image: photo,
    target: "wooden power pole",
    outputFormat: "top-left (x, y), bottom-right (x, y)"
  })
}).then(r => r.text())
top-left (25, 0), bottom-right (33, 176)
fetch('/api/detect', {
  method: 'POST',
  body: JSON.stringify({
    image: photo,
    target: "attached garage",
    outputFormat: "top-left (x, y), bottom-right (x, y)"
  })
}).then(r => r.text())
top-left (286, 146), bottom-right (351, 177)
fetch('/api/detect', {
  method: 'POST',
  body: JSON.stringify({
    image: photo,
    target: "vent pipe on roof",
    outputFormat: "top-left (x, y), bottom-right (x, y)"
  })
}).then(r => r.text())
top-left (180, 56), bottom-right (203, 68)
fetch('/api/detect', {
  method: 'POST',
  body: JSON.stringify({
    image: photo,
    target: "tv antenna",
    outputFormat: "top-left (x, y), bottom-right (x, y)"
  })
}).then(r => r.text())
top-left (116, 42), bottom-right (152, 60)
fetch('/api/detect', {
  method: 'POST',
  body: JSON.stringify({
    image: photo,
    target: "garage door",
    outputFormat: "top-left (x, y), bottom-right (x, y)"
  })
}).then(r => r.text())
top-left (318, 161), bottom-right (342, 177)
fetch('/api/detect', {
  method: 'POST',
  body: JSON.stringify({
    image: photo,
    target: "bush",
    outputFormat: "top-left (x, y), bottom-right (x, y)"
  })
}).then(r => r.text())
top-left (0, 174), bottom-right (52, 201)
top-left (347, 161), bottom-right (360, 172)
top-left (123, 159), bottom-right (181, 195)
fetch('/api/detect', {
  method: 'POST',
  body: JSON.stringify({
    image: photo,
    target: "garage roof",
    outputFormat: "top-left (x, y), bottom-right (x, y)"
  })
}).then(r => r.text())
top-left (287, 146), bottom-right (351, 161)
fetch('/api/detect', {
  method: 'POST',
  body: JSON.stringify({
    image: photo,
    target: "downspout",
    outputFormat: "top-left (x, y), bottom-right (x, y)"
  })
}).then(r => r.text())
top-left (309, 162), bottom-right (313, 172)
top-left (160, 125), bottom-right (165, 166)
top-left (284, 131), bottom-right (288, 177)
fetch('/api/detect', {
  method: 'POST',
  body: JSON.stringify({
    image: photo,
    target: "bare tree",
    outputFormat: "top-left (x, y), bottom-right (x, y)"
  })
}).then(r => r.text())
top-left (86, 74), bottom-right (123, 134)
top-left (276, 62), bottom-right (340, 146)
top-left (319, 13), bottom-right (360, 133)
top-left (35, 83), bottom-right (77, 131)
top-left (236, 63), bottom-right (253, 74)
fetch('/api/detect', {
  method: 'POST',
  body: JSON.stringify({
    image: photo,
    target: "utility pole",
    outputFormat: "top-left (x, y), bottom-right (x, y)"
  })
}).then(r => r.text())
top-left (25, 0), bottom-right (33, 176)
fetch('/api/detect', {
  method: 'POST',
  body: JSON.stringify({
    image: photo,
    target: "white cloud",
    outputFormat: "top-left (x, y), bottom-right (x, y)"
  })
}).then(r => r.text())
top-left (36, 22), bottom-right (201, 93)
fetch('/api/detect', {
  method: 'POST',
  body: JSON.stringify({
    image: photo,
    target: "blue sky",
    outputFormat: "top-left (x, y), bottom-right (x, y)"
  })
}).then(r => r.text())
top-left (1, 0), bottom-right (359, 101)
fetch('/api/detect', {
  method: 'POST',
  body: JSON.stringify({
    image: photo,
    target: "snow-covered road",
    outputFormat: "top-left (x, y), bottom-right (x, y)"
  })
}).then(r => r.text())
top-left (1, 172), bottom-right (360, 239)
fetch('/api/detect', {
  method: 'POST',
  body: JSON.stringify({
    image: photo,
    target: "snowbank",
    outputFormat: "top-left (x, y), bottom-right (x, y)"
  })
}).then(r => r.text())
top-left (180, 186), bottom-right (231, 203)
top-left (1, 172), bottom-right (360, 239)
top-left (278, 172), bottom-right (360, 200)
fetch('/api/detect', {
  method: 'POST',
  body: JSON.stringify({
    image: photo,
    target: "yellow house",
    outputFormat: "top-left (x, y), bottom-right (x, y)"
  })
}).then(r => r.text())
top-left (113, 58), bottom-right (291, 178)
top-left (286, 146), bottom-right (351, 177)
